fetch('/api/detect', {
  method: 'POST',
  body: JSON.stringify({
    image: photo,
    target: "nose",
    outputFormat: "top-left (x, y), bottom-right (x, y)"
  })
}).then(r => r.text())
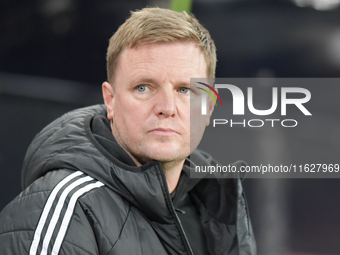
top-left (154, 87), bottom-right (177, 118)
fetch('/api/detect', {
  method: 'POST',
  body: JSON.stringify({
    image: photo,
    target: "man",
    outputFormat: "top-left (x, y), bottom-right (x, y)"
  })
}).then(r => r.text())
top-left (0, 7), bottom-right (256, 255)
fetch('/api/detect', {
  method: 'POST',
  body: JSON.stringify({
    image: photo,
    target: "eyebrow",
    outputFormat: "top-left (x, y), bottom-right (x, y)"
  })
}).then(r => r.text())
top-left (134, 78), bottom-right (155, 84)
top-left (132, 77), bottom-right (190, 87)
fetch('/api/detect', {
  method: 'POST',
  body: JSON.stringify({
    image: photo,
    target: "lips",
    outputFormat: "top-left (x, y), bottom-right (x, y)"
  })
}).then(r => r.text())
top-left (148, 128), bottom-right (180, 136)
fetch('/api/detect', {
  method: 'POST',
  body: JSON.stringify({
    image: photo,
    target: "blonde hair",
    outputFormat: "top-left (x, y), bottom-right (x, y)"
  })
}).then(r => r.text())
top-left (106, 7), bottom-right (217, 83)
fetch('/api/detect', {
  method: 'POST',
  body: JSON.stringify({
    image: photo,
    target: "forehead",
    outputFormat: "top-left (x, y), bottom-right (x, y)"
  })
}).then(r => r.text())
top-left (115, 41), bottom-right (207, 82)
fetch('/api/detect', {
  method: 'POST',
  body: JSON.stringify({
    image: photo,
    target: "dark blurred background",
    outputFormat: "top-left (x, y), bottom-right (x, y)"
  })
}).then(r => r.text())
top-left (1, 0), bottom-right (340, 254)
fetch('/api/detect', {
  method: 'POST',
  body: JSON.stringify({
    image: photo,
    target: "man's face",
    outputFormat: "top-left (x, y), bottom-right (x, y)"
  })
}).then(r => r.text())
top-left (103, 41), bottom-right (213, 165)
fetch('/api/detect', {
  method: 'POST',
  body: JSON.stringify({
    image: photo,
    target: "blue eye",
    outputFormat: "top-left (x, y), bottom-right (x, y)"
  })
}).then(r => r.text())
top-left (179, 87), bottom-right (189, 94)
top-left (137, 85), bottom-right (146, 92)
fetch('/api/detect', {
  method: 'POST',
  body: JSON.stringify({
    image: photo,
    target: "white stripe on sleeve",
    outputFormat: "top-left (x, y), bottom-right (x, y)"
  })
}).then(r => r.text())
top-left (40, 176), bottom-right (94, 255)
top-left (51, 181), bottom-right (105, 255)
top-left (29, 171), bottom-right (83, 255)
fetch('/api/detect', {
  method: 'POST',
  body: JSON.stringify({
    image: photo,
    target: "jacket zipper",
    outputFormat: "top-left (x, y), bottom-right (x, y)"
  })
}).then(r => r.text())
top-left (173, 207), bottom-right (194, 255)
top-left (157, 164), bottom-right (194, 255)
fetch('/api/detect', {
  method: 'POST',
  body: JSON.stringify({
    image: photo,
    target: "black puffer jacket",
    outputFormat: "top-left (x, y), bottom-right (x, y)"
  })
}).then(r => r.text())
top-left (0, 105), bottom-right (256, 255)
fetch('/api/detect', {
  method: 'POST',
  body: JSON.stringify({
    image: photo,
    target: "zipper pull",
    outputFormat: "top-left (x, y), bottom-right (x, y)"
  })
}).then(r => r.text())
top-left (175, 208), bottom-right (186, 214)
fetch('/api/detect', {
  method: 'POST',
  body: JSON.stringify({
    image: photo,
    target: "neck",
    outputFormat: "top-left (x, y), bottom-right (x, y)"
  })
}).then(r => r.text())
top-left (161, 160), bottom-right (185, 193)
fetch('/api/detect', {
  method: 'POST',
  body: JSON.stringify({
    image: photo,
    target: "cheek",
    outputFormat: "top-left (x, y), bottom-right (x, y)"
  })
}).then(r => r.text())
top-left (113, 99), bottom-right (132, 124)
top-left (190, 100), bottom-right (207, 125)
top-left (190, 101), bottom-right (210, 141)
top-left (113, 99), bottom-right (148, 130)
top-left (182, 106), bottom-right (191, 126)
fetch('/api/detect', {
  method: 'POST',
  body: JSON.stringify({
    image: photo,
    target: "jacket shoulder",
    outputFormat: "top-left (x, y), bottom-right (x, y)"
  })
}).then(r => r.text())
top-left (0, 169), bottom-right (127, 255)
top-left (0, 170), bottom-right (72, 254)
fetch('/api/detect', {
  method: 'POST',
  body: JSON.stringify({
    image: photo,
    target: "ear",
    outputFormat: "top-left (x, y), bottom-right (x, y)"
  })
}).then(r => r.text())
top-left (205, 96), bottom-right (215, 126)
top-left (102, 82), bottom-right (115, 120)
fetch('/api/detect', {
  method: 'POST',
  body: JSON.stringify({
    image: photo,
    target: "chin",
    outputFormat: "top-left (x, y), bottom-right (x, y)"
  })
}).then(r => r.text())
top-left (146, 148), bottom-right (189, 163)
